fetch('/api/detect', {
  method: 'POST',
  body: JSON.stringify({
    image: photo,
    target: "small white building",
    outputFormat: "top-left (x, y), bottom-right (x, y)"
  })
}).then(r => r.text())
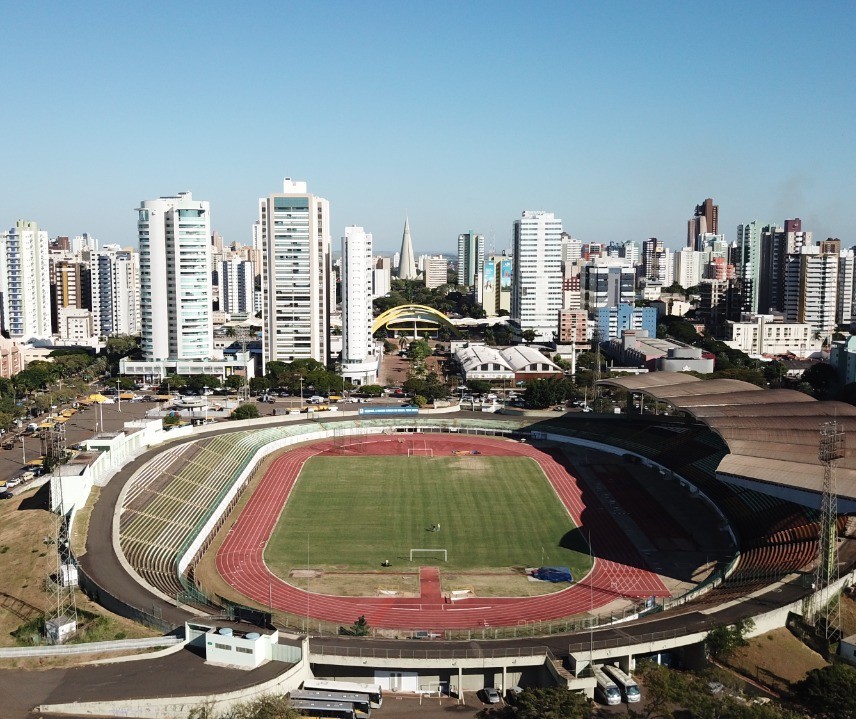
top-left (186, 623), bottom-right (285, 670)
top-left (724, 315), bottom-right (818, 357)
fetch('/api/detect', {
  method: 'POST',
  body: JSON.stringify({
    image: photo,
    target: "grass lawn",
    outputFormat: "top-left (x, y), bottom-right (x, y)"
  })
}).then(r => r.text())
top-left (264, 455), bottom-right (592, 578)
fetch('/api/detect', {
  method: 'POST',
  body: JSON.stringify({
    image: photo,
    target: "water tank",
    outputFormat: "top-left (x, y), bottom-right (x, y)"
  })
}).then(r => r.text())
top-left (246, 632), bottom-right (260, 640)
top-left (218, 627), bottom-right (233, 636)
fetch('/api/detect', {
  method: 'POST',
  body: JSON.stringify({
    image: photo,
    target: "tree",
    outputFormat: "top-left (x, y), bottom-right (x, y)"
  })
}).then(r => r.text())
top-left (801, 362), bottom-right (841, 399)
top-left (524, 377), bottom-right (567, 409)
top-left (795, 663), bottom-right (856, 719)
top-left (521, 329), bottom-right (537, 344)
top-left (704, 618), bottom-right (754, 660)
top-left (225, 375), bottom-right (244, 391)
top-left (228, 694), bottom-right (299, 719)
top-left (411, 394), bottom-right (427, 407)
top-left (466, 379), bottom-right (493, 395)
top-left (477, 687), bottom-right (593, 719)
top-left (339, 615), bottom-right (371, 636)
top-left (408, 338), bottom-right (432, 362)
top-left (231, 404), bottom-right (260, 420)
top-left (356, 384), bottom-right (384, 397)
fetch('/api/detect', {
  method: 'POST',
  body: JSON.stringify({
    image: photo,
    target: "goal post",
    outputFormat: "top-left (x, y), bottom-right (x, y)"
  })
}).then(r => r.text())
top-left (409, 548), bottom-right (447, 562)
top-left (407, 447), bottom-right (434, 457)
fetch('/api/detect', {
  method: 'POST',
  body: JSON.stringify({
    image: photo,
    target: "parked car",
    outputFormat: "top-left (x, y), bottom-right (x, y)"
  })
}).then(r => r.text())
top-left (480, 688), bottom-right (501, 704)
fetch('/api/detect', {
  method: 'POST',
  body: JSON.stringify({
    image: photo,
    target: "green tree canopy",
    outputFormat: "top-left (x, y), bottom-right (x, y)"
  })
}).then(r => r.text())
top-left (795, 663), bottom-right (856, 719)
top-left (231, 404), bottom-right (260, 420)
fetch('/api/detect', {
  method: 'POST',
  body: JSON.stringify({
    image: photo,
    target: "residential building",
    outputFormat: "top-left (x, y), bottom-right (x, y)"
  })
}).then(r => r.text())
top-left (219, 256), bottom-right (254, 316)
top-left (838, 248), bottom-right (856, 328)
top-left (557, 309), bottom-right (587, 343)
top-left (784, 245), bottom-right (838, 338)
top-left (673, 247), bottom-right (705, 289)
top-left (561, 233), bottom-right (582, 263)
top-left (457, 232), bottom-right (484, 287)
top-left (373, 256), bottom-right (392, 298)
top-left (88, 245), bottom-right (141, 338)
top-left (135, 193), bottom-right (212, 362)
top-left (258, 178), bottom-right (331, 365)
top-left (0, 220), bottom-right (52, 340)
top-left (58, 307), bottom-right (95, 343)
top-left (582, 262), bottom-right (636, 310)
top-left (562, 261), bottom-right (582, 310)
top-left (341, 226), bottom-right (378, 386)
top-left (510, 211), bottom-right (563, 341)
top-left (0, 336), bottom-right (23, 378)
top-left (423, 256), bottom-right (448, 289)
top-left (831, 337), bottom-right (856, 385)
top-left (398, 218), bottom-right (417, 280)
top-left (642, 237), bottom-right (667, 283)
top-left (734, 220), bottom-right (764, 314)
top-left (596, 304), bottom-right (657, 341)
top-left (50, 258), bottom-right (90, 334)
top-left (688, 198), bottom-right (718, 251)
top-left (725, 315), bottom-right (817, 357)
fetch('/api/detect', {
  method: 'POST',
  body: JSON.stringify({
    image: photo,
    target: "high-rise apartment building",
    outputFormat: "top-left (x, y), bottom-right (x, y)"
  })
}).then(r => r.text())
top-left (784, 245), bottom-right (838, 337)
top-left (457, 232), bottom-right (484, 287)
top-left (673, 248), bottom-right (706, 290)
top-left (50, 258), bottom-right (90, 333)
top-left (480, 255), bottom-right (512, 317)
top-left (219, 256), bottom-right (254, 316)
top-left (137, 193), bottom-right (212, 362)
top-left (0, 220), bottom-right (52, 340)
top-left (511, 210), bottom-right (563, 341)
top-left (688, 198), bottom-right (718, 250)
top-left (258, 179), bottom-right (331, 366)
top-left (838, 248), bottom-right (856, 328)
top-left (735, 221), bottom-right (764, 313)
top-left (372, 256), bottom-right (392, 299)
top-left (582, 262), bottom-right (636, 310)
top-left (88, 245), bottom-right (141, 338)
top-left (341, 226), bottom-right (378, 386)
top-left (423, 256), bottom-right (448, 289)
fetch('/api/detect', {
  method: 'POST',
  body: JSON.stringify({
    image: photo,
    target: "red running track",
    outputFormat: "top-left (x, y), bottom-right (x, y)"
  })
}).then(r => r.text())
top-left (216, 435), bottom-right (669, 629)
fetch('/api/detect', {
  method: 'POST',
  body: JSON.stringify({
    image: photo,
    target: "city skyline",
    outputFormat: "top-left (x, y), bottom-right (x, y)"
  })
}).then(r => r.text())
top-left (2, 2), bottom-right (855, 252)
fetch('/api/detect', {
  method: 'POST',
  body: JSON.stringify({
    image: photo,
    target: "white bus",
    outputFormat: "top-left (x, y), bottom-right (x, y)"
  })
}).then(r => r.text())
top-left (302, 679), bottom-right (384, 708)
top-left (290, 698), bottom-right (357, 719)
top-left (291, 690), bottom-right (371, 718)
top-left (602, 664), bottom-right (641, 703)
top-left (592, 665), bottom-right (621, 706)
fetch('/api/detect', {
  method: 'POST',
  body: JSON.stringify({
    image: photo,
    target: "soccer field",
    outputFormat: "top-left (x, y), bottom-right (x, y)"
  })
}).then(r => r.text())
top-left (264, 455), bottom-right (593, 578)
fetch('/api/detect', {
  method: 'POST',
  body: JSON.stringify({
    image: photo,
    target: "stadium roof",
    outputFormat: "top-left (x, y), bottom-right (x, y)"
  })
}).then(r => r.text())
top-left (601, 372), bottom-right (856, 502)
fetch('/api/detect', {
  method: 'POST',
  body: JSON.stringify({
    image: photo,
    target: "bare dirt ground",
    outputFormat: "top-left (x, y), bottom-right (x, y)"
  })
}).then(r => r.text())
top-left (725, 627), bottom-right (828, 693)
top-left (0, 486), bottom-right (155, 653)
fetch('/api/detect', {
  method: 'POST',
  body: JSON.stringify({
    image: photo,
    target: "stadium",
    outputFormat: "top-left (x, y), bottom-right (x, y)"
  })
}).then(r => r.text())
top-left (32, 371), bottom-right (856, 714)
top-left (108, 373), bottom-right (856, 642)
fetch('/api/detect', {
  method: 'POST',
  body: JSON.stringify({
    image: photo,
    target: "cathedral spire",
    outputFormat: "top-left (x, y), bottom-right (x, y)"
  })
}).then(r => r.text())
top-left (397, 216), bottom-right (417, 280)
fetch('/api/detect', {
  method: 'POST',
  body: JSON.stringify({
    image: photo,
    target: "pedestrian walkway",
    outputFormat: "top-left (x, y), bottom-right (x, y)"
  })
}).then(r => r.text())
top-left (419, 566), bottom-right (443, 603)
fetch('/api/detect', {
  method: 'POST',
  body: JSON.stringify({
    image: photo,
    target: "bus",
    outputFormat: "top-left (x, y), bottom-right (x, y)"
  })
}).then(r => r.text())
top-left (602, 664), bottom-right (641, 703)
top-left (592, 665), bottom-right (621, 706)
top-left (290, 698), bottom-right (357, 719)
top-left (291, 690), bottom-right (370, 718)
top-left (301, 679), bottom-right (383, 708)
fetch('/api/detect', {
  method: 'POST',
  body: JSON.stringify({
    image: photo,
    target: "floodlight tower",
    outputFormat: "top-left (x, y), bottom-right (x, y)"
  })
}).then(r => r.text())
top-left (45, 421), bottom-right (78, 644)
top-left (233, 324), bottom-right (254, 401)
top-left (812, 420), bottom-right (844, 642)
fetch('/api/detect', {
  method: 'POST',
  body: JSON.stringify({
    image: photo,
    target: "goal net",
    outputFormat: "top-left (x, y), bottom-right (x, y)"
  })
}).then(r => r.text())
top-left (410, 548), bottom-right (447, 562)
top-left (407, 447), bottom-right (434, 457)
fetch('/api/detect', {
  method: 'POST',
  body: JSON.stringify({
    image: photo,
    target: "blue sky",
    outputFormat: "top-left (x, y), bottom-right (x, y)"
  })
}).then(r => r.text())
top-left (2, 1), bottom-right (854, 253)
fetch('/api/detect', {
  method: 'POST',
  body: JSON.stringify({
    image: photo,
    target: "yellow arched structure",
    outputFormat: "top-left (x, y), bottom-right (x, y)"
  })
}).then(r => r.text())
top-left (373, 304), bottom-right (457, 337)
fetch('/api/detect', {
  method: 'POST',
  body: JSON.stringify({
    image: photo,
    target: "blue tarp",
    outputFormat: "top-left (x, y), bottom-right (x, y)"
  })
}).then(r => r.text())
top-left (534, 566), bottom-right (573, 583)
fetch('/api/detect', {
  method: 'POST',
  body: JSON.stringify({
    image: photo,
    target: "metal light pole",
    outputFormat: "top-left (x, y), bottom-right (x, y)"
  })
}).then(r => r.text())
top-left (117, 380), bottom-right (122, 413)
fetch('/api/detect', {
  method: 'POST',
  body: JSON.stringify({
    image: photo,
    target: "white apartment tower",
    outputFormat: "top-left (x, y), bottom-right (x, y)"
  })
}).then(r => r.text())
top-left (511, 210), bottom-right (563, 341)
top-left (259, 178), bottom-right (331, 365)
top-left (457, 232), bottom-right (484, 287)
top-left (341, 226), bottom-right (378, 385)
top-left (89, 245), bottom-right (141, 337)
top-left (784, 246), bottom-right (838, 337)
top-left (137, 193), bottom-right (212, 361)
top-left (0, 220), bottom-right (52, 340)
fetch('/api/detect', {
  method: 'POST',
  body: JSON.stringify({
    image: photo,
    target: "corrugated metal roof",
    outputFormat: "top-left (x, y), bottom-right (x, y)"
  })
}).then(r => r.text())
top-left (602, 371), bottom-right (856, 501)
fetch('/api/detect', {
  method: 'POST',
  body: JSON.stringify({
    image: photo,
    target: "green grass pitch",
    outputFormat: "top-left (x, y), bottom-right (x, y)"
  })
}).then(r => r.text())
top-left (264, 455), bottom-right (593, 577)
